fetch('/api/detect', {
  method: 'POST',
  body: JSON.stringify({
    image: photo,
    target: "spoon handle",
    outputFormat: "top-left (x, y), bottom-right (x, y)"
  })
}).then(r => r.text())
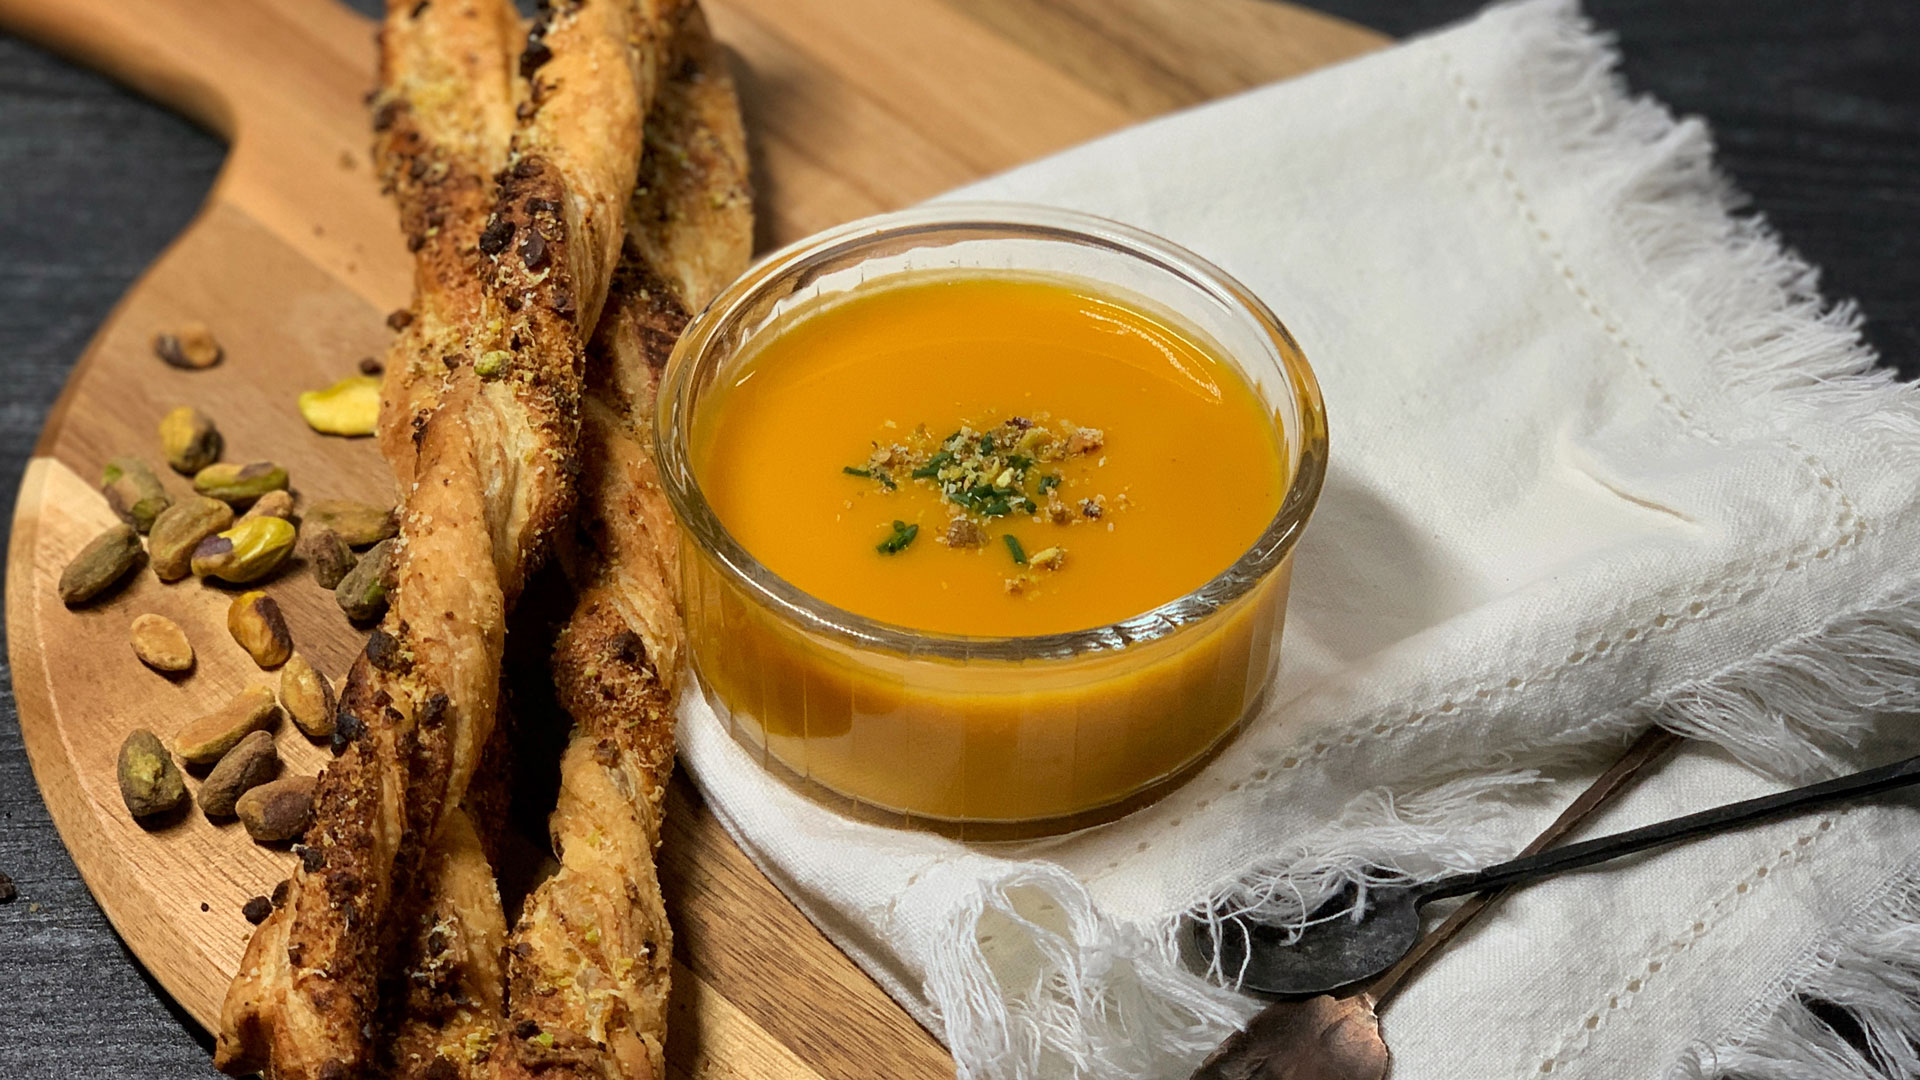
top-left (1422, 751), bottom-right (1920, 904)
top-left (1363, 727), bottom-right (1679, 1004)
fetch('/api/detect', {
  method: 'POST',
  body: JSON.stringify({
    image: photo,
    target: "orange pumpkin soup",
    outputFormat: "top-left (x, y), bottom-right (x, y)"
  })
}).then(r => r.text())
top-left (676, 271), bottom-right (1303, 827)
top-left (691, 276), bottom-right (1287, 635)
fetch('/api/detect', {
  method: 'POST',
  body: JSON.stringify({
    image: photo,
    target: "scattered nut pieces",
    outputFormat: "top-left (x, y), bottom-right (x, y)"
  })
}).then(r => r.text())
top-left (117, 729), bottom-right (188, 819)
top-left (152, 322), bottom-right (223, 370)
top-left (298, 523), bottom-right (356, 589)
top-left (129, 613), bottom-right (194, 673)
top-left (304, 499), bottom-right (397, 548)
top-left (1029, 546), bottom-right (1067, 570)
top-left (279, 654), bottom-right (337, 738)
top-left (59, 523), bottom-right (142, 606)
top-left (475, 350), bottom-right (510, 379)
top-left (297, 374), bottom-right (381, 437)
top-left (148, 496), bottom-right (234, 582)
top-left (235, 775), bottom-right (315, 842)
top-left (158, 406), bottom-right (223, 475)
top-left (228, 591), bottom-right (293, 668)
top-left (174, 684), bottom-right (280, 766)
top-left (100, 457), bottom-right (172, 533)
top-left (199, 729), bottom-right (280, 818)
top-left (239, 489), bottom-right (296, 522)
top-left (242, 895), bottom-right (274, 925)
top-left (192, 516), bottom-right (296, 583)
top-left (944, 518), bottom-right (986, 548)
top-left (336, 537), bottom-right (396, 622)
top-left (193, 461), bottom-right (289, 506)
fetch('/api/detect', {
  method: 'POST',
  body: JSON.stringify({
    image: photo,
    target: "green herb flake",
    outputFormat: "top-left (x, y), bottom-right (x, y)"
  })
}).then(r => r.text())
top-left (1003, 534), bottom-right (1028, 565)
top-left (875, 470), bottom-right (897, 491)
top-left (1038, 473), bottom-right (1061, 494)
top-left (911, 451), bottom-right (955, 479)
top-left (877, 520), bottom-right (919, 555)
top-left (842, 466), bottom-right (872, 478)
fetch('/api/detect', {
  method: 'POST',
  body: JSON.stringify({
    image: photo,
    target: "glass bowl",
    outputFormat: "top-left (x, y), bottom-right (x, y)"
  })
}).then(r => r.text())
top-left (656, 203), bottom-right (1327, 837)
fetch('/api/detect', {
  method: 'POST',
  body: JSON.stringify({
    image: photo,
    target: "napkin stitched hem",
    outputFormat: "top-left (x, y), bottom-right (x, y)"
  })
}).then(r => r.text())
top-left (1676, 856), bottom-right (1920, 1079)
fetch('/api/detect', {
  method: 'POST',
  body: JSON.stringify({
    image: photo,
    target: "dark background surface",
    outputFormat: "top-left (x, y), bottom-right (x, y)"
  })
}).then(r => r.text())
top-left (0, 2), bottom-right (1914, 1076)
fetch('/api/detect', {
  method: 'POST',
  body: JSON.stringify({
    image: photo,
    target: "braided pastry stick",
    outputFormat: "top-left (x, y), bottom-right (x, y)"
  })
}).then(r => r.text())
top-left (379, 12), bottom-right (750, 1077)
top-left (504, 12), bottom-right (751, 1078)
top-left (216, 2), bottom-right (682, 1075)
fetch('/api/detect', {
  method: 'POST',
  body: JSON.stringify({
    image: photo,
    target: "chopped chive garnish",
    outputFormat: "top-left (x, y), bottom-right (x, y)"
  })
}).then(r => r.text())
top-left (877, 520), bottom-right (919, 555)
top-left (854, 413), bottom-right (1110, 566)
top-left (911, 451), bottom-right (955, 479)
top-left (1003, 534), bottom-right (1028, 565)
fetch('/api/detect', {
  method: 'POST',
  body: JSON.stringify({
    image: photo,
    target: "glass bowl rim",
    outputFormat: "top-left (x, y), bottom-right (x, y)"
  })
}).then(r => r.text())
top-left (654, 201), bottom-right (1329, 661)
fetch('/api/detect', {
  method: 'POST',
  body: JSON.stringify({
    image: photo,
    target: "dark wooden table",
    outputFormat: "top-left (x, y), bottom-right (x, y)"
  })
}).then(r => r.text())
top-left (1, 2), bottom-right (1913, 1076)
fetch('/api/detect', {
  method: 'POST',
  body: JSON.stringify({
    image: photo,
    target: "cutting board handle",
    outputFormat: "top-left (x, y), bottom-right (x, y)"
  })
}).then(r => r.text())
top-left (0, 0), bottom-right (373, 139)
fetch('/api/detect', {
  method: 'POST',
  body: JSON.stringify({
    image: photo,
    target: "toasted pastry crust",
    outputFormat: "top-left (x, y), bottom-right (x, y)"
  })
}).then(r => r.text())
top-left (498, 12), bottom-right (751, 1078)
top-left (369, 17), bottom-right (748, 1067)
top-left (216, 2), bottom-right (682, 1075)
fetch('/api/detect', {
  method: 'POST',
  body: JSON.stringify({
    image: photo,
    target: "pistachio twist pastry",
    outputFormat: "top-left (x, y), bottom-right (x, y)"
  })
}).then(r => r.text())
top-left (215, 1), bottom-right (682, 1075)
top-left (390, 12), bottom-right (750, 1077)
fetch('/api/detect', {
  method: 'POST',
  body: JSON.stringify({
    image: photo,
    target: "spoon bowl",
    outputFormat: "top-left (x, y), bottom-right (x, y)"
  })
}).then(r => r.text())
top-left (1200, 886), bottom-right (1422, 998)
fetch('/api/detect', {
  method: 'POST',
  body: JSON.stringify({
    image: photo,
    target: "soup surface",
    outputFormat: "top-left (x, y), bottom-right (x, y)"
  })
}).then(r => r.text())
top-left (692, 275), bottom-right (1286, 636)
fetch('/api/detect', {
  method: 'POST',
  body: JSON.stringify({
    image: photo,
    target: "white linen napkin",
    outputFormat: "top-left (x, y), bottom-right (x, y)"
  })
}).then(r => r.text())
top-left (677, 2), bottom-right (1920, 1077)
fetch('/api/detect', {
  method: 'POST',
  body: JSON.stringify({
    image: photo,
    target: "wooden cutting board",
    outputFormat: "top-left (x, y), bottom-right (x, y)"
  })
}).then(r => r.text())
top-left (0, 1), bottom-right (1383, 1076)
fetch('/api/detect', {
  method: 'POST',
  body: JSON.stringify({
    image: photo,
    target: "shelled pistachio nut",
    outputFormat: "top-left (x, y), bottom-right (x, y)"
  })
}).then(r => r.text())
top-left (335, 537), bottom-right (395, 622)
top-left (303, 499), bottom-right (397, 548)
top-left (199, 729), bottom-right (279, 818)
top-left (192, 461), bottom-right (288, 506)
top-left (235, 775), bottom-right (315, 842)
top-left (117, 729), bottom-right (188, 818)
top-left (152, 322), bottom-right (222, 369)
top-left (59, 523), bottom-right (142, 606)
top-left (174, 684), bottom-right (280, 766)
top-left (191, 516), bottom-right (295, 583)
top-left (278, 653), bottom-right (336, 738)
top-left (100, 457), bottom-right (171, 533)
top-left (297, 523), bottom-right (355, 589)
top-left (129, 613), bottom-right (194, 673)
top-left (228, 590), bottom-right (293, 668)
top-left (158, 406), bottom-right (222, 475)
top-left (239, 489), bottom-right (295, 522)
top-left (148, 496), bottom-right (233, 582)
top-left (297, 374), bottom-right (381, 436)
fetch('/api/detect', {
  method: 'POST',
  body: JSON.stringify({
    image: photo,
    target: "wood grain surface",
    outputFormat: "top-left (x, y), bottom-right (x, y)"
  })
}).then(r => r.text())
top-left (0, 1), bottom-right (1383, 1077)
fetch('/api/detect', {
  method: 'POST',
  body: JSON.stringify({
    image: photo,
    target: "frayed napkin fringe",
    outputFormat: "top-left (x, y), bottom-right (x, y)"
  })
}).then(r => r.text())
top-left (1675, 868), bottom-right (1920, 1079)
top-left (1514, 0), bottom-right (1920, 444)
top-left (923, 3), bottom-right (1920, 1078)
top-left (926, 864), bottom-right (1254, 1080)
top-left (1656, 591), bottom-right (1920, 778)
